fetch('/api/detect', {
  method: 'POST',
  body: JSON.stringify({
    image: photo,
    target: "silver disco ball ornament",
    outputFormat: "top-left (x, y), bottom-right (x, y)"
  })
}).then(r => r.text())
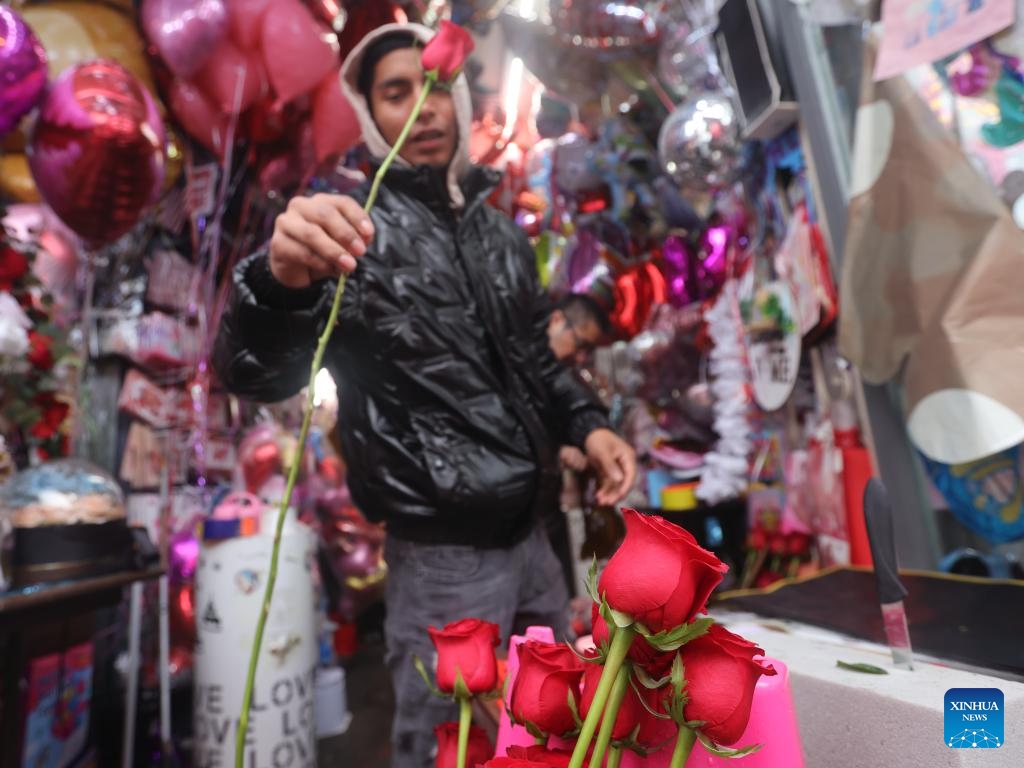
top-left (656, 22), bottom-right (724, 99)
top-left (657, 93), bottom-right (741, 194)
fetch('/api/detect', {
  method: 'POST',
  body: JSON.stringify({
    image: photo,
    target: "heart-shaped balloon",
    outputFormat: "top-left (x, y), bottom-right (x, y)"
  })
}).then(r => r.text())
top-left (0, 7), bottom-right (48, 137)
top-left (140, 0), bottom-right (228, 79)
top-left (28, 60), bottom-right (166, 246)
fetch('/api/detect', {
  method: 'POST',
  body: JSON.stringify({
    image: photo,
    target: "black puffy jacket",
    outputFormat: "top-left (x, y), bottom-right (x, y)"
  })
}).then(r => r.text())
top-left (213, 164), bottom-right (609, 547)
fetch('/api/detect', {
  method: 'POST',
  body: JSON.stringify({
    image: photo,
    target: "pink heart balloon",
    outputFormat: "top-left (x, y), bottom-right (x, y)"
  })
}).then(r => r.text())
top-left (140, 0), bottom-right (228, 79)
top-left (261, 0), bottom-right (338, 106)
top-left (197, 40), bottom-right (266, 114)
top-left (168, 78), bottom-right (230, 156)
top-left (311, 70), bottom-right (361, 163)
top-left (0, 7), bottom-right (48, 137)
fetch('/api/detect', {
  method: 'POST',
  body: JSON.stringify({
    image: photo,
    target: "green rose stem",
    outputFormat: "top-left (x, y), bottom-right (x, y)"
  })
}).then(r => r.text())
top-left (568, 626), bottom-right (634, 768)
top-left (457, 695), bottom-right (472, 768)
top-left (234, 74), bottom-right (438, 768)
top-left (607, 746), bottom-right (623, 768)
top-left (587, 664), bottom-right (630, 768)
top-left (669, 725), bottom-right (697, 768)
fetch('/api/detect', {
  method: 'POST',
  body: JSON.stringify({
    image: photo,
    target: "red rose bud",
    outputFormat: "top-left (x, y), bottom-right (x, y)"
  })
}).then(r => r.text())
top-left (786, 532), bottom-right (812, 558)
top-left (420, 20), bottom-right (475, 82)
top-left (598, 509), bottom-right (728, 634)
top-left (27, 331), bottom-right (54, 370)
top-left (746, 527), bottom-right (766, 550)
top-left (479, 758), bottom-right (555, 768)
top-left (591, 608), bottom-right (674, 678)
top-left (578, 657), bottom-right (646, 742)
top-left (505, 745), bottom-right (573, 767)
top-left (767, 532), bottom-right (787, 556)
top-left (509, 640), bottom-right (585, 738)
top-left (635, 686), bottom-right (678, 751)
top-left (0, 245), bottom-right (29, 290)
top-left (434, 721), bottom-right (493, 768)
top-left (678, 624), bottom-right (776, 745)
top-left (428, 618), bottom-right (500, 695)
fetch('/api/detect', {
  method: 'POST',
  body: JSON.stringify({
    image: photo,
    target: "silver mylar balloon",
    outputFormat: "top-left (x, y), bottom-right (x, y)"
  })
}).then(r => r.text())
top-left (657, 22), bottom-right (725, 99)
top-left (658, 94), bottom-right (741, 194)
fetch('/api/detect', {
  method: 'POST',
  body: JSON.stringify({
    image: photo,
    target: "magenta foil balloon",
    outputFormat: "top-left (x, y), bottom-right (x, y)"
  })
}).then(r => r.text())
top-left (141, 0), bottom-right (228, 79)
top-left (0, 7), bottom-right (48, 136)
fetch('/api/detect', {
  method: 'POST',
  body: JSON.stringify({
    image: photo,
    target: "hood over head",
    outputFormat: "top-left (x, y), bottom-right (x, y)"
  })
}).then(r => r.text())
top-left (340, 22), bottom-right (474, 210)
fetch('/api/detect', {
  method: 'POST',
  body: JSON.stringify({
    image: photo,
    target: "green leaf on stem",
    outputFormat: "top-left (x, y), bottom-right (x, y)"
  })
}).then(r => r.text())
top-left (642, 618), bottom-right (714, 652)
top-left (453, 669), bottom-right (471, 700)
top-left (586, 558), bottom-right (600, 602)
top-left (568, 685), bottom-right (583, 730)
top-left (633, 665), bottom-right (670, 690)
top-left (413, 654), bottom-right (446, 698)
top-left (524, 719), bottom-right (547, 741)
top-left (608, 606), bottom-right (636, 630)
top-left (695, 731), bottom-right (764, 758)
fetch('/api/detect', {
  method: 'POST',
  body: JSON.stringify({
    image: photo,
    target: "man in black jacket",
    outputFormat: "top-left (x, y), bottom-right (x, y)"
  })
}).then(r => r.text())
top-left (214, 23), bottom-right (635, 767)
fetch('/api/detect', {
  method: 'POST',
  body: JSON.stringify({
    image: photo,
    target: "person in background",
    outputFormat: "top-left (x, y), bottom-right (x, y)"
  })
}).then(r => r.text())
top-left (544, 293), bottom-right (613, 596)
top-left (213, 23), bottom-right (636, 768)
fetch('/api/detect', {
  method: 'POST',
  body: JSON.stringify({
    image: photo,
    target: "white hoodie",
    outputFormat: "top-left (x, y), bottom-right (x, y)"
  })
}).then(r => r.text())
top-left (339, 22), bottom-right (475, 210)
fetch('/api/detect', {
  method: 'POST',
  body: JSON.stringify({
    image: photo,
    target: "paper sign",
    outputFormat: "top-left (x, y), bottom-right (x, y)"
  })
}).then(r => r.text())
top-left (875, 0), bottom-right (1015, 81)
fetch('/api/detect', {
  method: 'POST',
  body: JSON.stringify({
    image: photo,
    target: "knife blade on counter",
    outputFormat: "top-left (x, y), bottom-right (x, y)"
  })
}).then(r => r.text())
top-left (863, 478), bottom-right (914, 670)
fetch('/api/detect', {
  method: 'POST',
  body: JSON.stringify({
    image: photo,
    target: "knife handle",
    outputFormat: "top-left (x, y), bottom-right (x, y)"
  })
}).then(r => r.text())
top-left (864, 478), bottom-right (908, 604)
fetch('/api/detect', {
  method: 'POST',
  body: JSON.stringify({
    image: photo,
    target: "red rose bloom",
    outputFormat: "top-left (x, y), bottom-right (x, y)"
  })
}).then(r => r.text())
top-left (591, 606), bottom-right (674, 678)
top-left (420, 20), bottom-right (475, 82)
top-left (434, 721), bottom-right (493, 768)
top-left (508, 640), bottom-right (585, 738)
top-left (27, 331), bottom-right (54, 370)
top-left (30, 392), bottom-right (69, 440)
top-left (578, 654), bottom-right (644, 742)
top-left (598, 509), bottom-right (728, 633)
top-left (428, 618), bottom-right (500, 695)
top-left (678, 624), bottom-right (776, 745)
top-left (505, 745), bottom-right (573, 766)
top-left (0, 245), bottom-right (29, 291)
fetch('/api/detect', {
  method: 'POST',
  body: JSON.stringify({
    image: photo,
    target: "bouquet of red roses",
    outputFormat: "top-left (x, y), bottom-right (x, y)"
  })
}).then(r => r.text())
top-left (429, 509), bottom-right (776, 768)
top-left (0, 210), bottom-right (74, 463)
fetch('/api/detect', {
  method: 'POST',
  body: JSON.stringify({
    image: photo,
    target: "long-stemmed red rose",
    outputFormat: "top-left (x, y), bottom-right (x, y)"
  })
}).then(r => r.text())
top-left (235, 22), bottom-right (476, 768)
top-left (425, 618), bottom-right (500, 768)
top-left (598, 509), bottom-right (728, 635)
top-left (642, 625), bottom-right (776, 766)
top-left (676, 624), bottom-right (776, 747)
top-left (570, 510), bottom-right (728, 768)
top-left (509, 640), bottom-right (586, 740)
top-left (429, 618), bottom-right (501, 695)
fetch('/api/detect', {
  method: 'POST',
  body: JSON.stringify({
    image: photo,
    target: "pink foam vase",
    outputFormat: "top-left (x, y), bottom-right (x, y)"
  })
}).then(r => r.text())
top-left (622, 658), bottom-right (803, 768)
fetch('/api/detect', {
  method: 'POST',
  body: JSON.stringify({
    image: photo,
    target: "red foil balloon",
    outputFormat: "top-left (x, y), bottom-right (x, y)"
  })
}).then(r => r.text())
top-left (611, 261), bottom-right (667, 338)
top-left (238, 423), bottom-right (283, 492)
top-left (27, 60), bottom-right (166, 246)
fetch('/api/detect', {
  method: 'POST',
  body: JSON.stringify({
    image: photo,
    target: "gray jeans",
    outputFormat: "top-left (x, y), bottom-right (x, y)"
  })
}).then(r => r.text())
top-left (383, 524), bottom-right (570, 768)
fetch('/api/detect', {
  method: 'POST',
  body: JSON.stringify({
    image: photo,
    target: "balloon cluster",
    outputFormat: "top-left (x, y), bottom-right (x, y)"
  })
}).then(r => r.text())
top-left (145, 0), bottom-right (398, 187)
top-left (1, 5), bottom-right (169, 245)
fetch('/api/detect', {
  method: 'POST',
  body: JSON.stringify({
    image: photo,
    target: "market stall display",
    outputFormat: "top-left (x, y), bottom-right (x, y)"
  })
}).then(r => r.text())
top-left (2, 0), bottom-right (1024, 764)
